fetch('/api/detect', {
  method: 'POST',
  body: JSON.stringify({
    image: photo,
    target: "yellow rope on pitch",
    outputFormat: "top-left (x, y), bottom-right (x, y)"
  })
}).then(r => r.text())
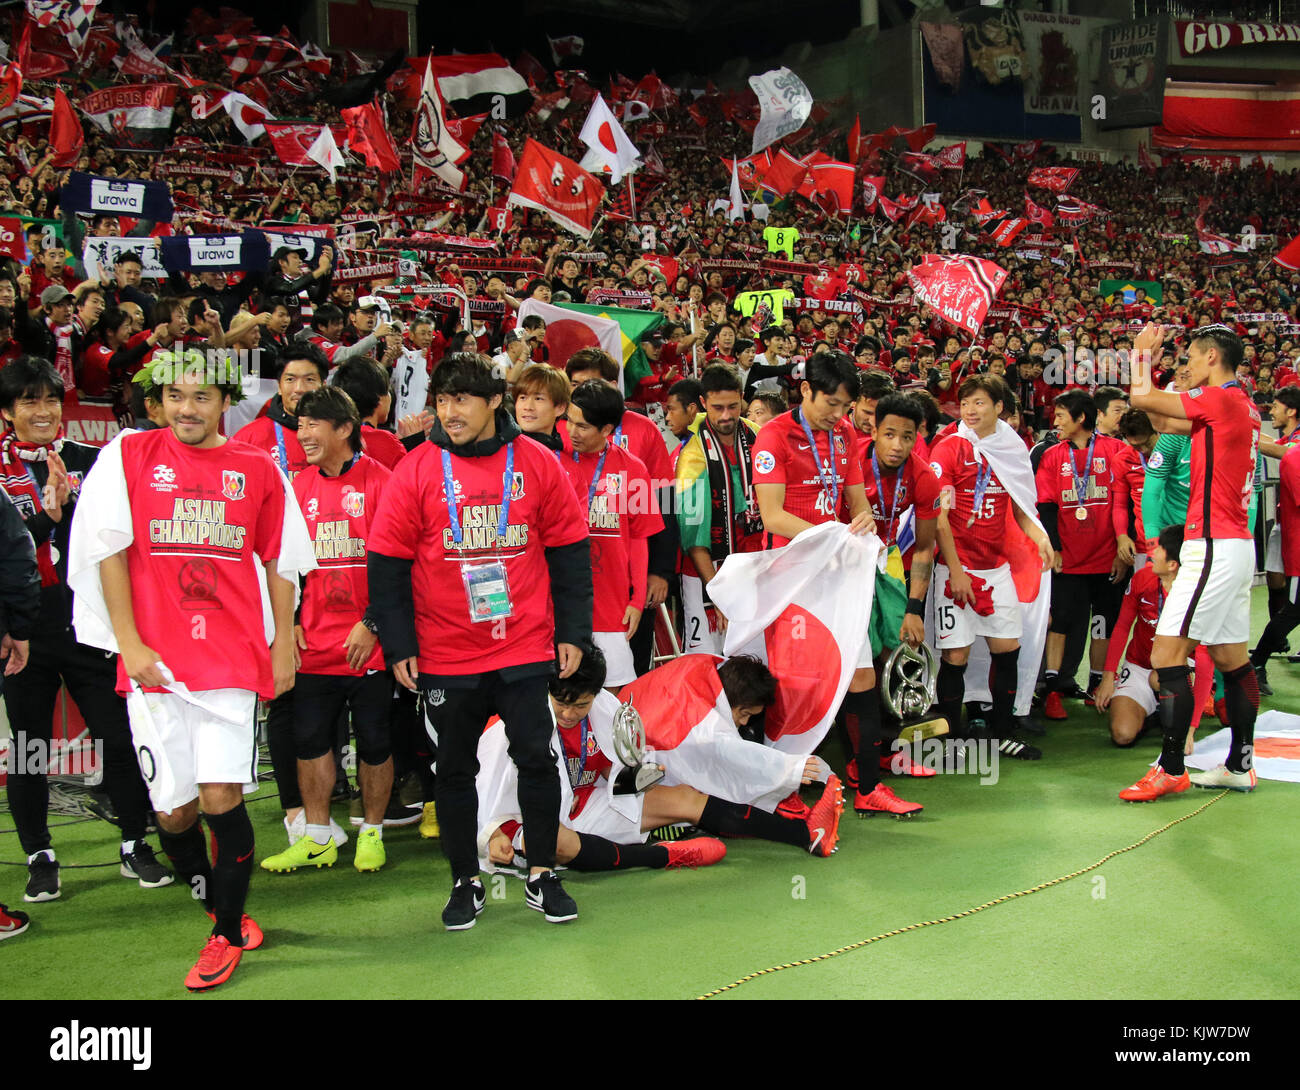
top-left (695, 790), bottom-right (1228, 1000)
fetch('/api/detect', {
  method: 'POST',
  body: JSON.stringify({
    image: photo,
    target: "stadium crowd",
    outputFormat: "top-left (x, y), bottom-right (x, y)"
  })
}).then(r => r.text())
top-left (0, 10), bottom-right (1297, 990)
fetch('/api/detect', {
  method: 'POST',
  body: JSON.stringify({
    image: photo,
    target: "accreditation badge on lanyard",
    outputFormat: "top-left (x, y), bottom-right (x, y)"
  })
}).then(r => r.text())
top-left (443, 444), bottom-right (516, 624)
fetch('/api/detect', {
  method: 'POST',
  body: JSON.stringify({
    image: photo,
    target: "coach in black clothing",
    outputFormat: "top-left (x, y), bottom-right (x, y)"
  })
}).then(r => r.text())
top-left (0, 357), bottom-right (167, 903)
top-left (264, 245), bottom-right (334, 306)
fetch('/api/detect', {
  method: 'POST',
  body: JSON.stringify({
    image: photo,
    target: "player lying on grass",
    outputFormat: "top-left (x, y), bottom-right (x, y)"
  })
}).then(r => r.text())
top-left (476, 648), bottom-right (845, 887)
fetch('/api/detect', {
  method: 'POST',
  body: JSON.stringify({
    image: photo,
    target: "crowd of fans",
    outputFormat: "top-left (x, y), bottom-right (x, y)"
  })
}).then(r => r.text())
top-left (1, 12), bottom-right (1298, 972)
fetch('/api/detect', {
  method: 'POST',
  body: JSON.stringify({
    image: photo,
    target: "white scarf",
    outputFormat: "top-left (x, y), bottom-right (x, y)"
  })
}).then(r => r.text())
top-left (956, 419), bottom-right (1044, 534)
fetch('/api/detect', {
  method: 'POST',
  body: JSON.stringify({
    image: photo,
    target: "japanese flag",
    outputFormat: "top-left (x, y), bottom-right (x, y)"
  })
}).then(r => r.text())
top-left (709, 522), bottom-right (881, 755)
top-left (578, 93), bottom-right (640, 184)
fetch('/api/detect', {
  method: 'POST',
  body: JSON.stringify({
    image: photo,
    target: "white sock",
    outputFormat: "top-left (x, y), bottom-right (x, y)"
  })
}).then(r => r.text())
top-left (306, 823), bottom-right (332, 846)
top-left (360, 823), bottom-right (383, 838)
top-left (121, 840), bottom-right (139, 854)
top-left (28, 850), bottom-right (55, 864)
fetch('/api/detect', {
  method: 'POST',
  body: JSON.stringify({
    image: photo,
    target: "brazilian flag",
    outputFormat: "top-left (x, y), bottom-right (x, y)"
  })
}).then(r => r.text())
top-left (557, 302), bottom-right (665, 398)
top-left (1100, 279), bottom-right (1163, 305)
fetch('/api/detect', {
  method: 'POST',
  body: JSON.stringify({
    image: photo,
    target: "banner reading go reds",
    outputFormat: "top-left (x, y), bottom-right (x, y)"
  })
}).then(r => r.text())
top-left (506, 137), bottom-right (603, 238)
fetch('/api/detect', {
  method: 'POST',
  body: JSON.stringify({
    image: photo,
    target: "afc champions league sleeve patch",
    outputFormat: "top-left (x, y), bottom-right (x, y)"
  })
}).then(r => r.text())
top-left (754, 450), bottom-right (776, 475)
top-left (1148, 451), bottom-right (1164, 469)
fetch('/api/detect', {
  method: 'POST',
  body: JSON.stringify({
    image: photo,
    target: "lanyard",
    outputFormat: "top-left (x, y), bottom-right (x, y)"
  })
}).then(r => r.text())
top-left (274, 422), bottom-right (288, 473)
top-left (612, 422), bottom-right (623, 450)
top-left (969, 457), bottom-right (993, 527)
top-left (22, 462), bottom-right (44, 513)
top-left (574, 443), bottom-right (610, 513)
top-left (567, 717), bottom-right (591, 787)
top-left (1137, 449), bottom-right (1148, 471)
top-left (1066, 431), bottom-right (1098, 512)
top-left (797, 408), bottom-right (839, 512)
top-left (870, 448), bottom-right (905, 546)
top-left (441, 443), bottom-right (514, 546)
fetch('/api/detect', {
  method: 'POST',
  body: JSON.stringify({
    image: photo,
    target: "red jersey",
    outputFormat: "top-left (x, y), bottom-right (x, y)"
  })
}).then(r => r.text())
top-left (1111, 444), bottom-right (1151, 552)
top-left (306, 333), bottom-right (343, 364)
top-left (1279, 445), bottom-right (1300, 577)
top-left (857, 441), bottom-right (940, 548)
top-left (1105, 565), bottom-right (1165, 672)
top-left (234, 414), bottom-right (310, 479)
top-left (1181, 383), bottom-right (1261, 541)
top-left (360, 425), bottom-right (407, 470)
top-left (929, 435), bottom-right (1016, 571)
top-left (80, 342), bottom-right (113, 398)
top-left (556, 716), bottom-right (611, 819)
top-left (561, 444), bottom-right (661, 632)
top-left (751, 409), bottom-right (864, 548)
top-left (118, 428), bottom-right (287, 698)
top-left (367, 436), bottom-right (588, 676)
top-left (293, 455), bottom-right (391, 675)
top-left (614, 409), bottom-right (673, 488)
top-left (1034, 433), bottom-right (1125, 574)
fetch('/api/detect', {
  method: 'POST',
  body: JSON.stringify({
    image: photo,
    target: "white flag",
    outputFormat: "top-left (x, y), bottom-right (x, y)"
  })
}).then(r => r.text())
top-left (728, 157), bottom-right (745, 222)
top-left (748, 66), bottom-right (813, 155)
top-left (578, 93), bottom-right (640, 185)
top-left (221, 92), bottom-right (273, 143)
top-left (306, 125), bottom-right (343, 183)
top-left (411, 55), bottom-right (467, 191)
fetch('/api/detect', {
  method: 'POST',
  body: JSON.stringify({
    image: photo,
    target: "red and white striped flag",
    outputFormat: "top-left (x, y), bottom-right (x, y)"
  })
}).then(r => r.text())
top-left (411, 54), bottom-right (467, 191)
top-left (907, 253), bottom-right (1008, 337)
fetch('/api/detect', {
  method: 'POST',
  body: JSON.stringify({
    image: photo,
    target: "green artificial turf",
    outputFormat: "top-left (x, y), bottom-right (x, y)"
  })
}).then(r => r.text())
top-left (3, 587), bottom-right (1297, 1000)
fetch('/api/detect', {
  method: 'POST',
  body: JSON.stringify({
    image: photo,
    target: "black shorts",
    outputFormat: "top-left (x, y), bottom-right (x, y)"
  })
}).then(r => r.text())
top-left (1049, 571), bottom-right (1128, 639)
top-left (292, 671), bottom-right (393, 765)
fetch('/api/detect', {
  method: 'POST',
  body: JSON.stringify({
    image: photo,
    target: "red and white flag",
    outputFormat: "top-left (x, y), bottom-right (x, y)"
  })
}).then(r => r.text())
top-left (547, 34), bottom-right (584, 66)
top-left (936, 142), bottom-right (966, 170)
top-left (307, 125), bottom-right (344, 183)
top-left (221, 91), bottom-right (273, 142)
top-left (1014, 139), bottom-right (1043, 161)
top-left (49, 85), bottom-right (83, 167)
top-left (710, 522), bottom-right (881, 756)
top-left (810, 160), bottom-right (854, 215)
top-left (907, 254), bottom-right (1008, 337)
top-left (507, 138), bottom-right (602, 238)
top-left (972, 199), bottom-right (1026, 247)
top-left (578, 92), bottom-right (640, 184)
top-left (491, 132), bottom-right (516, 187)
top-left (1196, 217), bottom-right (1245, 255)
top-left (516, 298), bottom-right (622, 372)
top-left (877, 193), bottom-right (905, 223)
top-left (1024, 192), bottom-right (1055, 228)
top-left (341, 100), bottom-right (400, 173)
top-left (411, 54), bottom-right (467, 191)
top-left (264, 122), bottom-right (333, 167)
top-left (1138, 143), bottom-right (1158, 175)
top-left (79, 83), bottom-right (175, 150)
top-left (860, 174), bottom-right (885, 213)
top-left (898, 150), bottom-right (941, 185)
top-left (1027, 166), bottom-right (1078, 193)
top-left (907, 192), bottom-right (947, 230)
top-left (1055, 196), bottom-right (1106, 225)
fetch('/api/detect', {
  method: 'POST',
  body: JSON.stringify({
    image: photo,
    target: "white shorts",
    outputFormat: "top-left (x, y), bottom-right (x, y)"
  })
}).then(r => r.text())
top-left (568, 784), bottom-right (647, 845)
top-left (933, 563), bottom-right (1023, 649)
top-left (125, 688), bottom-right (259, 814)
top-left (1265, 523), bottom-right (1283, 574)
top-left (592, 630), bottom-right (638, 686)
top-left (1156, 538), bottom-right (1254, 647)
top-left (680, 574), bottom-right (723, 654)
top-left (1112, 658), bottom-right (1157, 716)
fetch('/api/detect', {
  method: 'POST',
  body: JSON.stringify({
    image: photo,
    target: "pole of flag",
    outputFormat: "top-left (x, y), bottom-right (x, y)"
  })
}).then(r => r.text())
top-left (629, 173), bottom-right (637, 221)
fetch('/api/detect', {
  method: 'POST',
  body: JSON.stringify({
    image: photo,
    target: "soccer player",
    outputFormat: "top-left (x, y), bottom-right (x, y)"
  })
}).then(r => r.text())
top-left (331, 356), bottom-right (407, 470)
top-left (563, 381), bottom-right (662, 689)
top-left (850, 372), bottom-right (895, 442)
top-left (68, 349), bottom-right (316, 991)
top-left (367, 353), bottom-right (593, 930)
top-left (1113, 408), bottom-right (1158, 569)
top-left (1094, 526), bottom-right (1185, 746)
top-left (0, 357), bottom-right (167, 902)
top-left (746, 391), bottom-right (786, 427)
top-left (481, 648), bottom-right (843, 869)
top-left (675, 364), bottom-right (764, 653)
top-left (1258, 387), bottom-right (1300, 654)
top-left (513, 363), bottom-right (571, 454)
top-left (1035, 391), bottom-right (1130, 720)
top-left (846, 392), bottom-right (942, 802)
top-left (1250, 441), bottom-right (1300, 695)
top-left (1124, 323), bottom-right (1262, 799)
top-left (260, 388), bottom-right (394, 875)
top-left (233, 343), bottom-right (329, 480)
top-left (1093, 385), bottom-right (1129, 438)
top-left (664, 378), bottom-right (703, 443)
top-left (930, 375), bottom-right (1054, 761)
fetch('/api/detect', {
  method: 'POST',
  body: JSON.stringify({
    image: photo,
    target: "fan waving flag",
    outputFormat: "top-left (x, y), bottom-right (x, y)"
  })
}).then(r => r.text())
top-left (49, 86), bottom-right (83, 167)
top-left (264, 122), bottom-right (341, 167)
top-left (341, 100), bottom-right (400, 173)
top-left (307, 125), bottom-right (344, 182)
top-left (1274, 232), bottom-right (1300, 272)
top-left (553, 301), bottom-right (663, 397)
top-left (907, 254), bottom-right (1008, 337)
top-left (411, 56), bottom-right (467, 191)
top-left (1027, 166), bottom-right (1078, 193)
top-left (492, 131), bottom-right (516, 187)
top-left (860, 174), bottom-right (885, 213)
top-left (221, 91), bottom-right (273, 142)
top-left (79, 84), bottom-right (175, 150)
top-left (810, 160), bottom-right (854, 215)
top-left (578, 93), bottom-right (640, 184)
top-left (727, 157), bottom-right (745, 222)
top-left (506, 137), bottom-right (602, 238)
top-left (937, 142), bottom-right (966, 170)
top-left (1024, 192), bottom-right (1055, 228)
top-left (710, 522), bottom-right (880, 755)
top-left (516, 297), bottom-right (623, 380)
top-left (972, 199), bottom-right (1027, 247)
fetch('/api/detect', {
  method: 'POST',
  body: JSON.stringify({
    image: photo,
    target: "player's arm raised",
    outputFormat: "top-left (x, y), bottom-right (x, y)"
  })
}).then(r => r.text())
top-left (1128, 323), bottom-right (1189, 424)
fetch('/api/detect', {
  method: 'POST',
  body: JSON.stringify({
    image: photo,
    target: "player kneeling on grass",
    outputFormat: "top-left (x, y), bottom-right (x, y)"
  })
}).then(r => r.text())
top-left (260, 387), bottom-right (395, 876)
top-left (478, 649), bottom-right (844, 890)
top-left (69, 353), bottom-right (317, 992)
top-left (1093, 526), bottom-right (1185, 747)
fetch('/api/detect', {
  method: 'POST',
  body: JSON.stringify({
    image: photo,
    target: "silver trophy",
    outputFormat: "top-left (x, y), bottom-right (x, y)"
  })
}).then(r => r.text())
top-left (610, 699), bottom-right (665, 793)
top-left (881, 642), bottom-right (948, 743)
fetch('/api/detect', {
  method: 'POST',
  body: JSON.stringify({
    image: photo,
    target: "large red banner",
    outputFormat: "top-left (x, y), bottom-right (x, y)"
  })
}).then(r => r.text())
top-left (1176, 21), bottom-right (1300, 55)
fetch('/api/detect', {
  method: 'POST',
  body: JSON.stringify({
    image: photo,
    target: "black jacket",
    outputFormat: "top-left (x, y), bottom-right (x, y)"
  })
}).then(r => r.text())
top-left (0, 494), bottom-right (40, 646)
top-left (3, 440), bottom-right (99, 637)
top-left (368, 409), bottom-right (593, 672)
